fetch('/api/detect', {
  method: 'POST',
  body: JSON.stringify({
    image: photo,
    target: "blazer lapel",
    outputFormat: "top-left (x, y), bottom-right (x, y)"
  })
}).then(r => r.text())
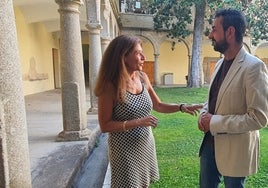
top-left (215, 47), bottom-right (247, 113)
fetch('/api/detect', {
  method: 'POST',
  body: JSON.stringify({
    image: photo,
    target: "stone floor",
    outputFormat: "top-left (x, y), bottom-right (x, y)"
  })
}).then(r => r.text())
top-left (25, 89), bottom-right (110, 188)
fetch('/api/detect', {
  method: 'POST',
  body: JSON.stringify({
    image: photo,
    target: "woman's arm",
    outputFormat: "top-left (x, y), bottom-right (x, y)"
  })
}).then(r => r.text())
top-left (142, 72), bottom-right (202, 115)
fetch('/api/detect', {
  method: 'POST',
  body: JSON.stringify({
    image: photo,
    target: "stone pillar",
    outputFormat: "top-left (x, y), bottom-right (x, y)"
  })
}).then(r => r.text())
top-left (0, 1), bottom-right (32, 187)
top-left (56, 0), bottom-right (91, 141)
top-left (101, 37), bottom-right (111, 55)
top-left (85, 0), bottom-right (102, 113)
top-left (154, 53), bottom-right (160, 86)
top-left (100, 0), bottom-right (111, 54)
top-left (187, 54), bottom-right (192, 86)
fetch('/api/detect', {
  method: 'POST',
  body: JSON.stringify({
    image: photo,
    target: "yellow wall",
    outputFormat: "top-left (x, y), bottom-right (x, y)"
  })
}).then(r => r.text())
top-left (142, 40), bottom-right (190, 85)
top-left (142, 39), bottom-right (223, 85)
top-left (14, 7), bottom-right (59, 96)
top-left (142, 41), bottom-right (154, 61)
top-left (255, 47), bottom-right (268, 59)
top-left (158, 41), bottom-right (189, 85)
top-left (202, 41), bottom-right (222, 59)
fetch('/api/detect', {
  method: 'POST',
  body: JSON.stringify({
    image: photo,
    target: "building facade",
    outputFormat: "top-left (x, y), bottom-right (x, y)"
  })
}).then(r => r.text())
top-left (0, 0), bottom-right (267, 186)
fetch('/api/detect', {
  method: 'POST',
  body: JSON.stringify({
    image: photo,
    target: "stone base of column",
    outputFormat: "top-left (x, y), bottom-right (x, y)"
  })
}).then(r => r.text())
top-left (56, 128), bottom-right (91, 141)
top-left (87, 107), bottom-right (98, 114)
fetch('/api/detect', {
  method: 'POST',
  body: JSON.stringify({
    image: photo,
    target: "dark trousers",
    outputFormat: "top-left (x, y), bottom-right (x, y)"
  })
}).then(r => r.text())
top-left (199, 132), bottom-right (246, 188)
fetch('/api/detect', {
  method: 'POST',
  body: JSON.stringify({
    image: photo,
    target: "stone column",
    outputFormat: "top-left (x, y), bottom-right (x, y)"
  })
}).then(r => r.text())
top-left (101, 37), bottom-right (111, 55)
top-left (154, 53), bottom-right (160, 86)
top-left (56, 0), bottom-right (91, 141)
top-left (187, 54), bottom-right (192, 86)
top-left (0, 1), bottom-right (32, 187)
top-left (85, 0), bottom-right (102, 113)
top-left (100, 0), bottom-right (111, 54)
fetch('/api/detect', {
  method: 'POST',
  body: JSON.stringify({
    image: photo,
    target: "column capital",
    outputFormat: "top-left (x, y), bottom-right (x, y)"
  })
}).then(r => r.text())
top-left (55, 0), bottom-right (84, 5)
top-left (86, 22), bottom-right (102, 29)
top-left (154, 53), bottom-right (160, 57)
top-left (101, 36), bottom-right (111, 48)
top-left (101, 36), bottom-right (111, 42)
top-left (86, 23), bottom-right (102, 34)
top-left (55, 0), bottom-right (84, 15)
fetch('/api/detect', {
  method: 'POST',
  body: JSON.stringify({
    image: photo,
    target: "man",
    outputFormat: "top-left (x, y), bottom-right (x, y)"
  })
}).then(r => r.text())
top-left (198, 8), bottom-right (268, 188)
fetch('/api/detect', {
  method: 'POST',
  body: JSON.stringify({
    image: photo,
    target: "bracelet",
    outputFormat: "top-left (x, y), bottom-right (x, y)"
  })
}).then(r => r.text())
top-left (179, 104), bottom-right (185, 112)
top-left (122, 121), bottom-right (127, 131)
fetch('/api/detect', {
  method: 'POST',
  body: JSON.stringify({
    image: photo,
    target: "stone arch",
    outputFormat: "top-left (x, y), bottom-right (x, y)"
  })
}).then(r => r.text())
top-left (243, 42), bottom-right (251, 53)
top-left (121, 30), bottom-right (169, 54)
top-left (254, 41), bottom-right (268, 66)
top-left (254, 41), bottom-right (268, 54)
top-left (137, 35), bottom-right (156, 52)
top-left (256, 41), bottom-right (268, 48)
top-left (162, 36), bottom-right (191, 57)
top-left (158, 35), bottom-right (192, 85)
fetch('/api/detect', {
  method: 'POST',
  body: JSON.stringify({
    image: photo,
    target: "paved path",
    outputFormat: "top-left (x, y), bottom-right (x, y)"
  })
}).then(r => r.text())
top-left (25, 89), bottom-right (110, 188)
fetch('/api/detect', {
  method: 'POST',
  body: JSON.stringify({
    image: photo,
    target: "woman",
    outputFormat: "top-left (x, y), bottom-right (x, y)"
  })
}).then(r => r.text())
top-left (94, 35), bottom-right (202, 188)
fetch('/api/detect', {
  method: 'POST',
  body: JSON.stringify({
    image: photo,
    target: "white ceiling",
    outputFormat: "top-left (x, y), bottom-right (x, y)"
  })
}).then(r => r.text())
top-left (12, 0), bottom-right (88, 32)
top-left (12, 0), bottom-right (154, 33)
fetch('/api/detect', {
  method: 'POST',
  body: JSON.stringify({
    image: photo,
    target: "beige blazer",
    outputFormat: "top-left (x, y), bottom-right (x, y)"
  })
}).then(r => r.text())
top-left (202, 47), bottom-right (268, 177)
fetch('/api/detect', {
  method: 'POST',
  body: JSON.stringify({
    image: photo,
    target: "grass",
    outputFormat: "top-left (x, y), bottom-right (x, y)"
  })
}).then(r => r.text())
top-left (149, 87), bottom-right (268, 188)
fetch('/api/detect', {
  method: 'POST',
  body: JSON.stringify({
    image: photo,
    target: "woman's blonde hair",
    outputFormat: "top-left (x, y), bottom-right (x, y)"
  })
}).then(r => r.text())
top-left (94, 35), bottom-right (142, 102)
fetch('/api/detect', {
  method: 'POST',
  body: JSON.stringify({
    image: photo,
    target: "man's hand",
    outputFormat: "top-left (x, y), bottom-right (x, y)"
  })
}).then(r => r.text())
top-left (198, 112), bottom-right (212, 132)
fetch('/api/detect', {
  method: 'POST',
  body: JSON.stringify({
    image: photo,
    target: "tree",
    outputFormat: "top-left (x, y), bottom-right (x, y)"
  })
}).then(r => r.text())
top-left (189, 0), bottom-right (206, 87)
top-left (150, 0), bottom-right (193, 39)
top-left (244, 0), bottom-right (268, 45)
top-left (150, 0), bottom-right (206, 87)
top-left (207, 0), bottom-right (268, 45)
top-left (150, 0), bottom-right (268, 87)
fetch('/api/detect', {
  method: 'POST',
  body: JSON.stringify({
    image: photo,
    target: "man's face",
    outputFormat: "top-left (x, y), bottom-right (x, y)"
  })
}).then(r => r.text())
top-left (208, 16), bottom-right (229, 54)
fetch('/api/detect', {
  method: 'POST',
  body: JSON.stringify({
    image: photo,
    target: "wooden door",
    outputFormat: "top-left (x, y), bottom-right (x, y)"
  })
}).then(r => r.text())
top-left (142, 61), bottom-right (154, 84)
top-left (209, 61), bottom-right (217, 79)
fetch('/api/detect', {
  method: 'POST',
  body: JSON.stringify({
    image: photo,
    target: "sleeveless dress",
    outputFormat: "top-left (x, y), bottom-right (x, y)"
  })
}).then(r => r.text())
top-left (108, 84), bottom-right (159, 188)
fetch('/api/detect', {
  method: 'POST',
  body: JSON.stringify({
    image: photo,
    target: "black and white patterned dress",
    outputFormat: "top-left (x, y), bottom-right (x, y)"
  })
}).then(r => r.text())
top-left (109, 84), bottom-right (159, 188)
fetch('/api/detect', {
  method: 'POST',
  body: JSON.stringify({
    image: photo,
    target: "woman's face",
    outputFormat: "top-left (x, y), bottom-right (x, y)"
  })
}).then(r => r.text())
top-left (124, 43), bottom-right (146, 72)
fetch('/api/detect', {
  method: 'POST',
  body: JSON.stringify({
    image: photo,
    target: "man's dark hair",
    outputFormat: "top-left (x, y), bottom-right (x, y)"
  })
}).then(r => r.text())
top-left (215, 9), bottom-right (247, 44)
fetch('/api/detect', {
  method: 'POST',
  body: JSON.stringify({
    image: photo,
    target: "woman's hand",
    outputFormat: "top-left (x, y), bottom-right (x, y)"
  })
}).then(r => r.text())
top-left (136, 115), bottom-right (159, 128)
top-left (181, 104), bottom-right (203, 116)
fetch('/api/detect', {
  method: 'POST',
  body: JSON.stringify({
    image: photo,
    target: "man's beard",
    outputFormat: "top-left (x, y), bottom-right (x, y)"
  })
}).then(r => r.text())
top-left (213, 38), bottom-right (229, 54)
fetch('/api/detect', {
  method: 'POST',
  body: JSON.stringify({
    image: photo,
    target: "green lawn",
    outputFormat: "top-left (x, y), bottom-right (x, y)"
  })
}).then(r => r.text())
top-left (150, 87), bottom-right (268, 188)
